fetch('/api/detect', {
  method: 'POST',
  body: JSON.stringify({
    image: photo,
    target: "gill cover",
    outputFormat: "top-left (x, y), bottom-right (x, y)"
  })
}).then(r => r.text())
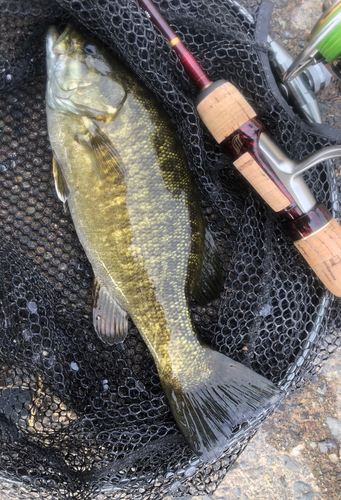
top-left (46, 24), bottom-right (127, 120)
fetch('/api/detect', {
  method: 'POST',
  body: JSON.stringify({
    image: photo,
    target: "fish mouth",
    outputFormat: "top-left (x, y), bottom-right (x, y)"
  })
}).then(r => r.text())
top-left (46, 24), bottom-right (74, 56)
top-left (46, 25), bottom-right (78, 97)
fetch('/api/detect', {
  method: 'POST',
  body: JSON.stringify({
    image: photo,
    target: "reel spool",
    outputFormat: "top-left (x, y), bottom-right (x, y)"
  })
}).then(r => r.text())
top-left (283, 0), bottom-right (341, 82)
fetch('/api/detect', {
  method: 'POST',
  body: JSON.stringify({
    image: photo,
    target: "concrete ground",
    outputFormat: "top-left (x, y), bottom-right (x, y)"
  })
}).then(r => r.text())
top-left (172, 0), bottom-right (341, 498)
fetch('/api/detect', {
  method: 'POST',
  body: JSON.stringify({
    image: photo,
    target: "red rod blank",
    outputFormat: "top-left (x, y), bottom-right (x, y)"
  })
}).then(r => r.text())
top-left (137, 0), bottom-right (212, 91)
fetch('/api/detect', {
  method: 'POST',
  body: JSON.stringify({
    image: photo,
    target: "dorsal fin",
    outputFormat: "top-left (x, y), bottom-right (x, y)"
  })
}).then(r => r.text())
top-left (191, 228), bottom-right (223, 305)
top-left (93, 279), bottom-right (128, 344)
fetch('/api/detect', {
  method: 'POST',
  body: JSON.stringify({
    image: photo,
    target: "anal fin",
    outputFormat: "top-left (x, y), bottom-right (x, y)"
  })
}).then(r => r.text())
top-left (93, 279), bottom-right (128, 344)
top-left (191, 227), bottom-right (223, 305)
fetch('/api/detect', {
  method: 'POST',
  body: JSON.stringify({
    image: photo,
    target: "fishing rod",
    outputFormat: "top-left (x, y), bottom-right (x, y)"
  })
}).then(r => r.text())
top-left (136, 0), bottom-right (341, 297)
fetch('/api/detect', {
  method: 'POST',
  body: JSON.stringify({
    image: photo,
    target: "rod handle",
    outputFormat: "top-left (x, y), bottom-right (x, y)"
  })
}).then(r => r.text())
top-left (233, 152), bottom-right (291, 212)
top-left (293, 217), bottom-right (341, 296)
top-left (196, 81), bottom-right (341, 296)
top-left (196, 80), bottom-right (256, 143)
top-left (196, 80), bottom-right (293, 211)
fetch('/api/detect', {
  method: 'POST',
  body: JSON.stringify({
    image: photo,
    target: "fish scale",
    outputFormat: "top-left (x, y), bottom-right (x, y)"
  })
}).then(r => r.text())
top-left (46, 24), bottom-right (281, 462)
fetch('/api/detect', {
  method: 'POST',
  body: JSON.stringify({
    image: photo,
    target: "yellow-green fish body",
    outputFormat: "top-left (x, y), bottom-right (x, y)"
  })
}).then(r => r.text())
top-left (46, 25), bottom-right (280, 461)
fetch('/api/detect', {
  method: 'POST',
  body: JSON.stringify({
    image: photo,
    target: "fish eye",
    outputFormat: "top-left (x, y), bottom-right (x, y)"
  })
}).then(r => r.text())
top-left (83, 43), bottom-right (97, 56)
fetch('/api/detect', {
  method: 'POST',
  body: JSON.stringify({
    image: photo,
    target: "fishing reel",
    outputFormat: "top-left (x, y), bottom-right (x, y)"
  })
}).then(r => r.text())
top-left (283, 0), bottom-right (341, 82)
top-left (226, 0), bottom-right (333, 124)
top-left (268, 38), bottom-right (332, 124)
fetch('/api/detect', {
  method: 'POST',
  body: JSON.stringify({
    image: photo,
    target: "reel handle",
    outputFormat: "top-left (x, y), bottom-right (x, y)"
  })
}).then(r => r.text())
top-left (196, 80), bottom-right (341, 296)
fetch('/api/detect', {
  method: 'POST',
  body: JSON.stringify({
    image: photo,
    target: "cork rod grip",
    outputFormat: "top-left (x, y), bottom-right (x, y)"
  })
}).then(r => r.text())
top-left (196, 81), bottom-right (292, 212)
top-left (233, 153), bottom-right (291, 212)
top-left (196, 81), bottom-right (256, 143)
top-left (294, 218), bottom-right (341, 296)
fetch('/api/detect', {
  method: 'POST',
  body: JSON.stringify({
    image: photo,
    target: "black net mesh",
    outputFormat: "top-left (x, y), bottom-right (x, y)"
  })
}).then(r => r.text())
top-left (0, 0), bottom-right (341, 498)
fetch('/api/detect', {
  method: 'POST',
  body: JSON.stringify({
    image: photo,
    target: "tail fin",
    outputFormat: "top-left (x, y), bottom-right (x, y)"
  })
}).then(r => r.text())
top-left (162, 348), bottom-right (281, 462)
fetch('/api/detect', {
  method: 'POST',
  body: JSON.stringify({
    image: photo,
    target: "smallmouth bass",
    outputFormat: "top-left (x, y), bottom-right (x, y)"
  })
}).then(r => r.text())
top-left (46, 25), bottom-right (280, 462)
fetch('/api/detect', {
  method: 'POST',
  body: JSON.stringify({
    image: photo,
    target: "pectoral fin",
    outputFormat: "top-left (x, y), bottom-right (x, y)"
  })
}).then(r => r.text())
top-left (52, 156), bottom-right (70, 203)
top-left (75, 122), bottom-right (126, 181)
top-left (191, 228), bottom-right (223, 305)
top-left (93, 279), bottom-right (128, 344)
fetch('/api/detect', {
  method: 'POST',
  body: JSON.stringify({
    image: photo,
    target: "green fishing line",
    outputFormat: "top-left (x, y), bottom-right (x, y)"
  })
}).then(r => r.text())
top-left (314, 4), bottom-right (341, 62)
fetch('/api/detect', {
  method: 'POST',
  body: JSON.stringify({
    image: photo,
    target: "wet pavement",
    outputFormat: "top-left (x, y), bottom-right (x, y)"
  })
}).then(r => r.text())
top-left (169, 0), bottom-right (341, 498)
